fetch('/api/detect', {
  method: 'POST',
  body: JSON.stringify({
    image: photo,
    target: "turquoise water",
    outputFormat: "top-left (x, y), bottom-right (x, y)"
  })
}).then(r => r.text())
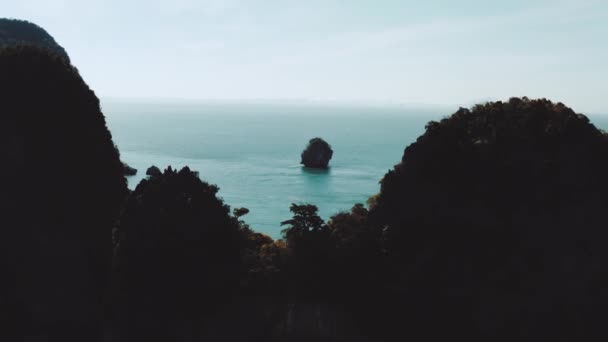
top-left (102, 100), bottom-right (608, 238)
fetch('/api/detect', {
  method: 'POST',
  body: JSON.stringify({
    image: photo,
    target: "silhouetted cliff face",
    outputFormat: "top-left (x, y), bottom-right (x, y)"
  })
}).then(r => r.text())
top-left (0, 18), bottom-right (70, 61)
top-left (0, 46), bottom-right (127, 341)
top-left (371, 97), bottom-right (608, 340)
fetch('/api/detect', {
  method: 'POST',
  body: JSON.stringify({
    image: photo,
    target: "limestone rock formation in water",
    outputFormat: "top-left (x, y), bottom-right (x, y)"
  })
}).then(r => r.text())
top-left (123, 162), bottom-right (137, 176)
top-left (300, 137), bottom-right (333, 168)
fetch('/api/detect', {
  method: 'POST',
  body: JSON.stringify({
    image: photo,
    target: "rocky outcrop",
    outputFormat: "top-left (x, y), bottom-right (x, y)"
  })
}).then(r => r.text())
top-left (0, 18), bottom-right (70, 61)
top-left (123, 162), bottom-right (137, 176)
top-left (301, 138), bottom-right (333, 168)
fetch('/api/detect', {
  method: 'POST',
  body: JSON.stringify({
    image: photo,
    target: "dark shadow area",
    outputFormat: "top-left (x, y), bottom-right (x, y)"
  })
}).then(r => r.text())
top-left (112, 166), bottom-right (244, 341)
top-left (0, 46), bottom-right (127, 341)
top-left (368, 97), bottom-right (608, 341)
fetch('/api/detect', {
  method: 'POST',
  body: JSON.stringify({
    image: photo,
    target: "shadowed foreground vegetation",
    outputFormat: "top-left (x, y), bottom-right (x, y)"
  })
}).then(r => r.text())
top-left (369, 98), bottom-right (608, 340)
top-left (0, 46), bottom-right (126, 341)
top-left (2, 40), bottom-right (608, 341)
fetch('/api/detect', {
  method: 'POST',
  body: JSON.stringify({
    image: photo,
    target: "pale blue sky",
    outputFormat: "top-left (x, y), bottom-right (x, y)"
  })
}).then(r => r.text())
top-left (3, 0), bottom-right (607, 112)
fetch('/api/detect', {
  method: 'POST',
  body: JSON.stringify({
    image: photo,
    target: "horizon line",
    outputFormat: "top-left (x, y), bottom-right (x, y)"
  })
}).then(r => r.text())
top-left (99, 96), bottom-right (608, 116)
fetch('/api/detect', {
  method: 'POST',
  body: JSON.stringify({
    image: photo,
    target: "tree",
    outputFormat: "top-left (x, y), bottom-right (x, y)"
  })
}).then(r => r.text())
top-left (281, 204), bottom-right (326, 239)
top-left (328, 204), bottom-right (383, 276)
top-left (280, 204), bottom-right (331, 296)
top-left (326, 204), bottom-right (389, 339)
top-left (115, 166), bottom-right (243, 341)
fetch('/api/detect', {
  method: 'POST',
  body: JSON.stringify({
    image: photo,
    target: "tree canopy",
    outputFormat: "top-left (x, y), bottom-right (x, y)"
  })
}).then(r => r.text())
top-left (370, 97), bottom-right (608, 339)
top-left (114, 166), bottom-right (245, 340)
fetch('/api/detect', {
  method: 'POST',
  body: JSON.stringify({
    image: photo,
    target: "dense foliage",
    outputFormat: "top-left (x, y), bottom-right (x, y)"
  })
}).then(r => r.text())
top-left (0, 46), bottom-right (127, 341)
top-left (371, 97), bottom-right (608, 340)
top-left (280, 204), bottom-right (332, 296)
top-left (300, 137), bottom-right (333, 168)
top-left (114, 166), bottom-right (246, 340)
top-left (0, 18), bottom-right (70, 61)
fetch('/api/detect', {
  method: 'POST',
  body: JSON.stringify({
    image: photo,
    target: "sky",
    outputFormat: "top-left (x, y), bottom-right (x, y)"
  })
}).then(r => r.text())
top-left (3, 0), bottom-right (608, 112)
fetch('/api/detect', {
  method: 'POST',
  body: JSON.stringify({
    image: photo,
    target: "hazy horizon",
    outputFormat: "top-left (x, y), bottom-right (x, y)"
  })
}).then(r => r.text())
top-left (4, 0), bottom-right (607, 112)
top-left (100, 97), bottom-right (608, 117)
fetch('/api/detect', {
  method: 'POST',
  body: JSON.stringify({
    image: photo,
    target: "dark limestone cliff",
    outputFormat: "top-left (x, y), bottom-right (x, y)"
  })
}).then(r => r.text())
top-left (0, 18), bottom-right (70, 61)
top-left (0, 46), bottom-right (127, 341)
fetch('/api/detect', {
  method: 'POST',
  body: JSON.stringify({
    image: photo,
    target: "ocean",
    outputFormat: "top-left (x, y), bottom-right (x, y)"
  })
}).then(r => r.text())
top-left (102, 100), bottom-right (608, 238)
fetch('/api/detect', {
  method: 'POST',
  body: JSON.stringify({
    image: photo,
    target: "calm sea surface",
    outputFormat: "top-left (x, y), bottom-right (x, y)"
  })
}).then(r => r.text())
top-left (103, 100), bottom-right (608, 238)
